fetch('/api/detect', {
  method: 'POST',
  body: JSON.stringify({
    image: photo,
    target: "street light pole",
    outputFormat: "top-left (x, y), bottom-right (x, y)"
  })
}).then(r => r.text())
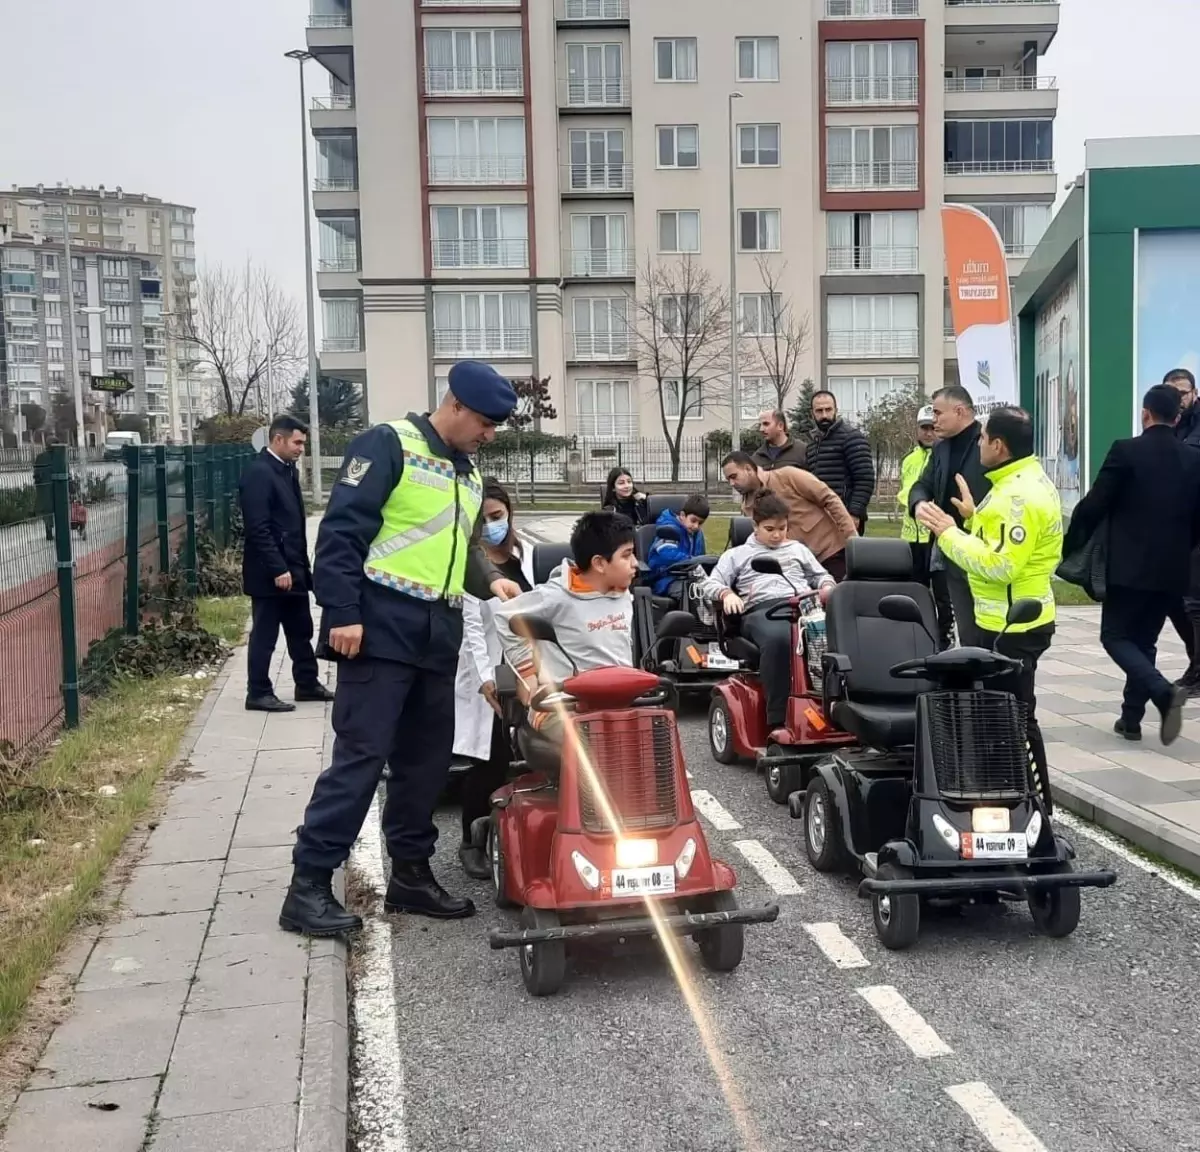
top-left (727, 92), bottom-right (743, 450)
top-left (287, 48), bottom-right (322, 502)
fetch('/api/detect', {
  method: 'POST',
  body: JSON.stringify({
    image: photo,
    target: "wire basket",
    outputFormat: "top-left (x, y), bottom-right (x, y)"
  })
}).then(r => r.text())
top-left (800, 608), bottom-right (828, 692)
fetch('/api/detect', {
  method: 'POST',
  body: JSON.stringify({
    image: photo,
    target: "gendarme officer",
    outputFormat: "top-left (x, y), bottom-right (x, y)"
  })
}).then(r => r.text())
top-left (280, 361), bottom-right (521, 936)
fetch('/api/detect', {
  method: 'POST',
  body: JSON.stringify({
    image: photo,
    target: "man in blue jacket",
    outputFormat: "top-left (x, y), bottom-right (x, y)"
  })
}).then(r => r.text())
top-left (647, 494), bottom-right (710, 599)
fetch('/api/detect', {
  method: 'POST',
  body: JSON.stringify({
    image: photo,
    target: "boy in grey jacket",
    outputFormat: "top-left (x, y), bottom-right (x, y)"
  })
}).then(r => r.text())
top-left (703, 492), bottom-right (834, 737)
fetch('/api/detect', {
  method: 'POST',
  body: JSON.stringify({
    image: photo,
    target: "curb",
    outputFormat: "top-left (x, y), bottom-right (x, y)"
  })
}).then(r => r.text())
top-left (1050, 767), bottom-right (1200, 878)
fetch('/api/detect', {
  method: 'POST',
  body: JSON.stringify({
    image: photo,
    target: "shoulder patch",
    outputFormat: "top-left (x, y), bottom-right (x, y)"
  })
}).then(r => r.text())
top-left (339, 457), bottom-right (372, 487)
top-left (1009, 525), bottom-right (1026, 545)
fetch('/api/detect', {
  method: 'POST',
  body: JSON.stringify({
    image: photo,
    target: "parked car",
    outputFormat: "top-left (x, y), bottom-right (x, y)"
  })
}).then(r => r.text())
top-left (103, 431), bottom-right (142, 462)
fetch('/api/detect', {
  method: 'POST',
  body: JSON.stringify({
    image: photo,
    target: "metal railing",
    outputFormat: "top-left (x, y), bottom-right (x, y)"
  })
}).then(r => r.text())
top-left (431, 238), bottom-right (529, 269)
top-left (945, 75), bottom-right (1057, 92)
top-left (322, 335), bottom-right (362, 353)
top-left (563, 163), bottom-right (634, 193)
top-left (313, 177), bottom-right (359, 192)
top-left (569, 332), bottom-right (634, 360)
top-left (559, 76), bottom-right (632, 108)
top-left (424, 67), bottom-right (524, 96)
top-left (825, 161), bottom-right (920, 190)
top-left (424, 0), bottom-right (519, 5)
top-left (564, 248), bottom-right (636, 277)
top-left (427, 155), bottom-right (527, 184)
top-left (827, 246), bottom-right (920, 273)
top-left (431, 328), bottom-right (532, 357)
top-left (827, 330), bottom-right (920, 358)
top-left (307, 12), bottom-right (351, 27)
top-left (944, 160), bottom-right (1054, 174)
top-left (825, 0), bottom-right (919, 15)
top-left (826, 76), bottom-right (919, 105)
top-left (312, 93), bottom-right (355, 109)
top-left (1005, 242), bottom-right (1038, 257)
top-left (318, 254), bottom-right (361, 272)
top-left (560, 0), bottom-right (629, 18)
top-left (947, 0), bottom-right (1058, 6)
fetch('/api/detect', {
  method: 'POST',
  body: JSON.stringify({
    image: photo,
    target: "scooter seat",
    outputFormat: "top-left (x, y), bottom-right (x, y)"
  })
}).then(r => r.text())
top-left (517, 725), bottom-right (561, 776)
top-left (651, 595), bottom-right (676, 614)
top-left (831, 699), bottom-right (916, 750)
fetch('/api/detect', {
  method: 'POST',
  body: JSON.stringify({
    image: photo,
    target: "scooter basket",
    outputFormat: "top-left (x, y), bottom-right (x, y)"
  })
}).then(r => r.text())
top-left (800, 610), bottom-right (827, 692)
top-left (923, 689), bottom-right (1029, 800)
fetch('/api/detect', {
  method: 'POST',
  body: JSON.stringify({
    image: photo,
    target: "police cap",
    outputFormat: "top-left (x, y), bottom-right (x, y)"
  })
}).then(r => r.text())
top-left (917, 405), bottom-right (935, 426)
top-left (447, 361), bottom-right (518, 423)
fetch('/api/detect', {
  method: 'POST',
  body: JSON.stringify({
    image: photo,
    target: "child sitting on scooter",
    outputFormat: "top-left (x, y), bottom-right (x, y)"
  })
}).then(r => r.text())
top-left (647, 494), bottom-right (710, 599)
top-left (494, 510), bottom-right (639, 742)
top-left (702, 492), bottom-right (835, 740)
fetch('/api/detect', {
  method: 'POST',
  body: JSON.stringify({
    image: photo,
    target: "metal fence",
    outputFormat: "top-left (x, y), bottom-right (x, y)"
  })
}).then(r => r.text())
top-left (0, 444), bottom-right (255, 761)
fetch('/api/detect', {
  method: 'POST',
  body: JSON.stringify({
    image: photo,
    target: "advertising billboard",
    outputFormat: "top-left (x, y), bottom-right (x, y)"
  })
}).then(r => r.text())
top-left (1032, 273), bottom-right (1080, 513)
top-left (1136, 229), bottom-right (1200, 433)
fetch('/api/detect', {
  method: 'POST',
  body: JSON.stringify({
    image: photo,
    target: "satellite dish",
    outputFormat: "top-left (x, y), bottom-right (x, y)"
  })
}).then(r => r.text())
top-left (251, 425), bottom-right (270, 451)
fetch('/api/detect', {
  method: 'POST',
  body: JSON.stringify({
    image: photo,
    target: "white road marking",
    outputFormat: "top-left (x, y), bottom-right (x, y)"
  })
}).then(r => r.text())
top-left (347, 796), bottom-right (408, 1152)
top-left (856, 985), bottom-right (952, 1058)
top-left (691, 789), bottom-right (742, 831)
top-left (945, 1082), bottom-right (1048, 1152)
top-left (732, 839), bottom-right (803, 895)
top-left (803, 922), bottom-right (870, 969)
top-left (1055, 810), bottom-right (1200, 904)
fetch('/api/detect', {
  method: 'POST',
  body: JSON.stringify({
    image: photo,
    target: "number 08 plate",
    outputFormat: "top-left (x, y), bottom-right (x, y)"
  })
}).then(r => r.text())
top-left (609, 866), bottom-right (676, 896)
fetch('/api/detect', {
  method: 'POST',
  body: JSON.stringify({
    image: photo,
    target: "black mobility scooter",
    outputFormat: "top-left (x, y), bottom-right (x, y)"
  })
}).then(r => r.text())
top-left (793, 537), bottom-right (1116, 951)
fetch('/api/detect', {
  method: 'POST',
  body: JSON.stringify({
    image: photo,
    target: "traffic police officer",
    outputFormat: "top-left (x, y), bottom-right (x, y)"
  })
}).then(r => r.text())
top-left (280, 361), bottom-right (520, 937)
top-left (916, 405), bottom-right (1063, 812)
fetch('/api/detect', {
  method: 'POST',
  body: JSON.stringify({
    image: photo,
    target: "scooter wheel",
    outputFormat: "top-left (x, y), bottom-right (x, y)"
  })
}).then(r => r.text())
top-left (804, 777), bottom-right (847, 873)
top-left (693, 890), bottom-right (745, 972)
top-left (519, 906), bottom-right (566, 997)
top-left (764, 749), bottom-right (801, 807)
top-left (489, 812), bottom-right (517, 910)
top-left (1027, 862), bottom-right (1081, 938)
top-left (708, 697), bottom-right (738, 765)
top-left (873, 863), bottom-right (920, 951)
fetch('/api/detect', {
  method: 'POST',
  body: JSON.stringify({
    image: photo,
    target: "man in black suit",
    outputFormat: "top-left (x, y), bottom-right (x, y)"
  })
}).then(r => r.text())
top-left (240, 415), bottom-right (334, 713)
top-left (1064, 384), bottom-right (1200, 745)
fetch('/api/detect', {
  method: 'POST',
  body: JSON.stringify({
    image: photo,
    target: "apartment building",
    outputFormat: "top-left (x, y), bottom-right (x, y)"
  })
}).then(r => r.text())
top-left (303, 0), bottom-right (1059, 445)
top-left (0, 185), bottom-right (199, 441)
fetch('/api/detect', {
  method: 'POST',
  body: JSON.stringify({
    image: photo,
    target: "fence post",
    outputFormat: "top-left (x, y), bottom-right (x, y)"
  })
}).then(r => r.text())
top-left (155, 445), bottom-right (170, 573)
top-left (124, 445), bottom-right (141, 635)
top-left (51, 445), bottom-right (81, 728)
top-left (204, 445), bottom-right (217, 539)
top-left (183, 445), bottom-right (198, 598)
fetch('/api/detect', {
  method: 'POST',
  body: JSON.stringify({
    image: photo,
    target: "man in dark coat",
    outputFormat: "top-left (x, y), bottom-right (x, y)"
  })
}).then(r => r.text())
top-left (804, 391), bottom-right (875, 529)
top-left (751, 409), bottom-right (809, 470)
top-left (33, 437), bottom-right (57, 541)
top-left (240, 414), bottom-right (333, 713)
top-left (1163, 367), bottom-right (1200, 684)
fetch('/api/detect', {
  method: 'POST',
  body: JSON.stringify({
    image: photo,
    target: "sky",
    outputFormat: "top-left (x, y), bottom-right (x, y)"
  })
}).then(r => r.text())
top-left (2, 0), bottom-right (1198, 322)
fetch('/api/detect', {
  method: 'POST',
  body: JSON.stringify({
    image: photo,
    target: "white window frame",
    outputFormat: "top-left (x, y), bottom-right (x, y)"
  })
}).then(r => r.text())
top-left (657, 210), bottom-right (701, 254)
top-left (825, 294), bottom-right (920, 359)
top-left (431, 290), bottom-right (532, 356)
top-left (423, 28), bottom-right (523, 96)
top-left (565, 42), bottom-right (625, 106)
top-left (427, 116), bottom-right (527, 185)
top-left (736, 37), bottom-right (779, 82)
top-left (656, 124), bottom-right (699, 170)
top-left (737, 123), bottom-right (781, 168)
top-left (738, 209), bottom-right (781, 253)
top-left (659, 293), bottom-right (703, 337)
top-left (739, 293), bottom-right (781, 336)
top-left (571, 296), bottom-right (631, 359)
top-left (826, 375), bottom-right (918, 424)
top-left (663, 377), bottom-right (704, 419)
top-left (431, 205), bottom-right (528, 269)
top-left (825, 41), bottom-right (919, 105)
top-left (825, 124), bottom-right (918, 190)
top-left (654, 37), bottom-right (698, 82)
top-left (567, 128), bottom-right (627, 191)
top-left (568, 213), bottom-right (629, 276)
top-left (576, 378), bottom-right (635, 438)
top-left (739, 376), bottom-right (776, 422)
top-left (826, 210), bottom-right (919, 272)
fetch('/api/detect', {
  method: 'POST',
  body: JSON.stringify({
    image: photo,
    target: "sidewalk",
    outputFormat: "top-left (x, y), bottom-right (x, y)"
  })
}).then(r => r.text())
top-left (1, 627), bottom-right (346, 1152)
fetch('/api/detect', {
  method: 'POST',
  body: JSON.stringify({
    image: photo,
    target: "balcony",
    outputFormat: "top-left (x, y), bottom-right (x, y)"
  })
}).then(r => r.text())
top-left (826, 76), bottom-right (919, 106)
top-left (313, 176), bottom-right (357, 192)
top-left (568, 332), bottom-right (634, 361)
top-left (306, 8), bottom-right (353, 55)
top-left (311, 92), bottom-right (356, 130)
top-left (312, 93), bottom-right (354, 109)
top-left (307, 12), bottom-right (350, 26)
top-left (322, 335), bottom-right (362, 354)
top-left (823, 0), bottom-right (919, 16)
top-left (944, 74), bottom-right (1058, 114)
top-left (943, 159), bottom-right (1056, 198)
top-left (827, 246), bottom-right (920, 273)
top-left (564, 249), bottom-right (635, 279)
top-left (827, 330), bottom-right (919, 358)
top-left (944, 0), bottom-right (1059, 52)
top-left (557, 0), bottom-right (630, 24)
top-left (558, 76), bottom-right (631, 112)
top-left (431, 328), bottom-right (532, 357)
top-left (427, 155), bottom-right (526, 185)
top-left (825, 161), bottom-right (919, 192)
top-left (561, 163), bottom-right (634, 195)
top-left (432, 238), bottom-right (529, 270)
top-left (318, 254), bottom-right (361, 273)
top-left (423, 0), bottom-right (520, 5)
top-left (424, 67), bottom-right (524, 98)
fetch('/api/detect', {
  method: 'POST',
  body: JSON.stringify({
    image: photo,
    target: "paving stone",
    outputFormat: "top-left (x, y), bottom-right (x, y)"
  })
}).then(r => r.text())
top-left (78, 912), bottom-right (208, 992)
top-left (243, 774), bottom-right (314, 805)
top-left (209, 868), bottom-right (293, 936)
top-left (190, 929), bottom-right (309, 1012)
top-left (121, 861), bottom-right (224, 917)
top-left (3, 1077), bottom-right (159, 1152)
top-left (1043, 743), bottom-right (1121, 775)
top-left (1046, 681), bottom-right (1121, 704)
top-left (257, 718), bottom-right (329, 752)
top-left (141, 813), bottom-right (236, 866)
top-left (1037, 708), bottom-right (1080, 729)
top-left (225, 844), bottom-right (294, 875)
top-left (305, 952), bottom-right (347, 1028)
top-left (1101, 747), bottom-right (1200, 784)
top-left (1146, 797), bottom-right (1200, 833)
top-left (150, 1103), bottom-right (298, 1152)
top-left (163, 778), bottom-right (248, 819)
top-left (1071, 769), bottom-right (1195, 808)
top-left (253, 748), bottom-right (325, 777)
top-left (229, 797), bottom-right (309, 851)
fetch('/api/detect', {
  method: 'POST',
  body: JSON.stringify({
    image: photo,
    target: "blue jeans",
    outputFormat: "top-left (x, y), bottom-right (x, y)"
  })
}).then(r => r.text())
top-left (1100, 587), bottom-right (1175, 725)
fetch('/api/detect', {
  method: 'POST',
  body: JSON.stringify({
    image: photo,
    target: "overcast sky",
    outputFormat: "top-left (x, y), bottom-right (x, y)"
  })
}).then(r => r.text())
top-left (2, 0), bottom-right (1196, 319)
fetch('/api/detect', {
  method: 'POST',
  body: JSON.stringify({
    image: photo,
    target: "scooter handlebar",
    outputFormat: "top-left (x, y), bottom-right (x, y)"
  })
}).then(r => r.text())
top-left (890, 650), bottom-right (1023, 680)
top-left (764, 590), bottom-right (823, 621)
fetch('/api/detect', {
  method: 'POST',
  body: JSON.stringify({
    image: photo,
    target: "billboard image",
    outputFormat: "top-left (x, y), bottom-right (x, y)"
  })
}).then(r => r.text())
top-left (1136, 229), bottom-right (1200, 431)
top-left (1032, 273), bottom-right (1080, 513)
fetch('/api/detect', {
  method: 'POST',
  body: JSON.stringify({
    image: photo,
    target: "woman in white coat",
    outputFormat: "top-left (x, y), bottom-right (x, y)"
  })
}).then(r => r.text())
top-left (455, 478), bottom-right (535, 878)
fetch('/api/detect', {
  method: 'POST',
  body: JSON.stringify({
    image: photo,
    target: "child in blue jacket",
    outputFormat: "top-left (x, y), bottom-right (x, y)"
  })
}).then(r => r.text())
top-left (647, 494), bottom-right (710, 598)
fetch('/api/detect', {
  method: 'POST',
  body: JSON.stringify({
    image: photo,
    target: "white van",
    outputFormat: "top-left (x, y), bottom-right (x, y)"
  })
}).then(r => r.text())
top-left (103, 431), bottom-right (142, 461)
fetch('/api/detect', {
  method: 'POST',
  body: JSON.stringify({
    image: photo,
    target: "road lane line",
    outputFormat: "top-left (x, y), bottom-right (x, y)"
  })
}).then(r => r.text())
top-left (733, 839), bottom-right (803, 895)
top-left (856, 985), bottom-right (952, 1058)
top-left (803, 922), bottom-right (870, 969)
top-left (691, 789), bottom-right (742, 831)
top-left (945, 1082), bottom-right (1048, 1152)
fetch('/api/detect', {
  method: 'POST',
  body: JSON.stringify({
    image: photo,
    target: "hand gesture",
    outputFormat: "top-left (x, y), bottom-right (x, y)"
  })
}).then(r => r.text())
top-left (721, 591), bottom-right (745, 615)
top-left (274, 571), bottom-right (294, 591)
top-left (329, 624), bottom-right (363, 659)
top-left (490, 578), bottom-right (522, 601)
top-left (950, 474), bottom-right (976, 521)
top-left (916, 503), bottom-right (955, 537)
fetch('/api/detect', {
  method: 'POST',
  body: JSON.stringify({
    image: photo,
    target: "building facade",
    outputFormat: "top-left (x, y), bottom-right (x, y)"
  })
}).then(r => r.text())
top-left (304, 0), bottom-right (1060, 447)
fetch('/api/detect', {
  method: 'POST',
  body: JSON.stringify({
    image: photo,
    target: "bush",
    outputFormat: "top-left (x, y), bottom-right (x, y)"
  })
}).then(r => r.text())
top-left (704, 428), bottom-right (767, 457)
top-left (0, 485), bottom-right (37, 527)
top-left (81, 614), bottom-right (226, 688)
top-left (198, 414), bottom-right (261, 446)
top-left (196, 532), bottom-right (243, 598)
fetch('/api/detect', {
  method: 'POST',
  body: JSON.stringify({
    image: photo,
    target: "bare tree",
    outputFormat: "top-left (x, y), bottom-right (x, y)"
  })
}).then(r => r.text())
top-left (170, 262), bottom-right (303, 417)
top-left (740, 255), bottom-right (812, 416)
top-left (629, 255), bottom-right (731, 480)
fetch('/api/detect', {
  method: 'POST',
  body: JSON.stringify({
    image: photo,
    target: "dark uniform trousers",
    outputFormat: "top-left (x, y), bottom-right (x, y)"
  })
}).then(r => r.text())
top-left (293, 655), bottom-right (456, 871)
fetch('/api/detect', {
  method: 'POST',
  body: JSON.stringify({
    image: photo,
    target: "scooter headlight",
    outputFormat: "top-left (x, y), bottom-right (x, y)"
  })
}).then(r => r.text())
top-left (615, 839), bottom-right (657, 869)
top-left (675, 838), bottom-right (697, 879)
top-left (931, 813), bottom-right (960, 852)
top-left (572, 850), bottom-right (601, 890)
top-left (1025, 811), bottom-right (1043, 849)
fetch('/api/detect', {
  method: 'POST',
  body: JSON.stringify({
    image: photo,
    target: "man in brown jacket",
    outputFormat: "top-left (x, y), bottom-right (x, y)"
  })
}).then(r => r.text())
top-left (723, 451), bottom-right (858, 580)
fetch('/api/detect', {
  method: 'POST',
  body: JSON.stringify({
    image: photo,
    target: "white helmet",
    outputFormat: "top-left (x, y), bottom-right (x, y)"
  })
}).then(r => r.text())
top-left (917, 405), bottom-right (935, 426)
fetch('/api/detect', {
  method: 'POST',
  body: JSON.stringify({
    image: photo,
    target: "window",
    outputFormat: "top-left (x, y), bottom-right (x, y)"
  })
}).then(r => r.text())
top-left (86, 206), bottom-right (99, 217)
top-left (101, 258), bottom-right (128, 278)
top-left (42, 253), bottom-right (58, 272)
top-left (657, 210), bottom-right (700, 253)
top-left (660, 294), bottom-right (702, 336)
top-left (108, 349), bottom-right (134, 368)
top-left (44, 301), bottom-right (61, 319)
top-left (827, 375), bottom-right (918, 423)
top-left (826, 294), bottom-right (919, 358)
top-left (106, 326), bottom-right (133, 345)
top-left (738, 209), bottom-right (781, 252)
top-left (103, 279), bottom-right (130, 301)
top-left (318, 216), bottom-right (360, 271)
top-left (424, 28), bottom-right (523, 94)
top-left (827, 210), bottom-right (918, 271)
top-left (739, 293), bottom-right (781, 336)
top-left (68, 223), bottom-right (81, 234)
top-left (107, 304), bottom-right (131, 323)
top-left (739, 376), bottom-right (776, 421)
top-left (72, 256), bottom-right (85, 271)
top-left (576, 379), bottom-right (634, 438)
top-left (565, 42), bottom-right (625, 106)
top-left (943, 120), bottom-right (1054, 172)
top-left (67, 204), bottom-right (80, 216)
top-left (737, 37), bottom-right (779, 82)
top-left (826, 41), bottom-right (918, 104)
top-left (104, 223), bottom-right (122, 236)
top-left (657, 125), bottom-right (699, 169)
top-left (826, 125), bottom-right (918, 189)
top-left (973, 203), bottom-right (1052, 256)
top-left (663, 378), bottom-right (704, 419)
top-left (43, 277), bottom-right (61, 294)
top-left (568, 129), bottom-right (627, 190)
top-left (87, 224), bottom-right (100, 235)
top-left (315, 135), bottom-right (358, 189)
top-left (432, 205), bottom-right (528, 268)
top-left (427, 117), bottom-right (526, 183)
top-left (75, 323), bottom-right (89, 343)
top-left (655, 38), bottom-right (697, 82)
top-left (738, 124), bottom-right (780, 167)
top-left (73, 278), bottom-right (87, 297)
top-left (432, 291), bottom-right (531, 356)
top-left (568, 214), bottom-right (629, 276)
top-left (572, 297), bottom-right (630, 359)
top-left (322, 297), bottom-right (362, 352)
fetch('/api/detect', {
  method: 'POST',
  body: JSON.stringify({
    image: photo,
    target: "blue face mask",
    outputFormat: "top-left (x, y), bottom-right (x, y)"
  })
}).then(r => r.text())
top-left (482, 518), bottom-right (509, 547)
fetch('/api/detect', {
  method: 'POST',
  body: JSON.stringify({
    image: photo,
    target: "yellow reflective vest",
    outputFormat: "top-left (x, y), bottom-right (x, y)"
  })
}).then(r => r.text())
top-left (897, 444), bottom-right (931, 543)
top-left (936, 455), bottom-right (1062, 634)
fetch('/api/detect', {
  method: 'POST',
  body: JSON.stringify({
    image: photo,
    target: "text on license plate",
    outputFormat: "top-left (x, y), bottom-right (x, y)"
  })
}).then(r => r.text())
top-left (963, 832), bottom-right (1027, 860)
top-left (706, 643), bottom-right (739, 671)
top-left (609, 866), bottom-right (676, 896)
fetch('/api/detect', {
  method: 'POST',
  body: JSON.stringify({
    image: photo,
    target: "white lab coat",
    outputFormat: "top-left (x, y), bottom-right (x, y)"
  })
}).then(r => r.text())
top-left (452, 546), bottom-right (535, 761)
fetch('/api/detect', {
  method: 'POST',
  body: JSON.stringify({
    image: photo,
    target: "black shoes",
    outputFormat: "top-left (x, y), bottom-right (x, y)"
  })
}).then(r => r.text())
top-left (385, 860), bottom-right (476, 919)
top-left (1158, 685), bottom-right (1189, 747)
top-left (246, 693), bottom-right (295, 713)
top-left (279, 870), bottom-right (362, 937)
top-left (1113, 718), bottom-right (1142, 742)
top-left (458, 843), bottom-right (491, 880)
top-left (1176, 668), bottom-right (1200, 697)
top-left (295, 683), bottom-right (335, 703)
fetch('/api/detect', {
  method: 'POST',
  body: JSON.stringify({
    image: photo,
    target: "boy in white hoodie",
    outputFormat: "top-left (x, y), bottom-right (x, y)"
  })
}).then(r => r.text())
top-left (494, 511), bottom-right (639, 739)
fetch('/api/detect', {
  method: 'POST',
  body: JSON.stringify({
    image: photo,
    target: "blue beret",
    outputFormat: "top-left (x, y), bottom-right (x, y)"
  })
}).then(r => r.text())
top-left (447, 361), bottom-right (518, 423)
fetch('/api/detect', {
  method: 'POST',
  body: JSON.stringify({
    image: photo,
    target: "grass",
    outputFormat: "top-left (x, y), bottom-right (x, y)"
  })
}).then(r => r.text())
top-left (197, 595), bottom-right (251, 645)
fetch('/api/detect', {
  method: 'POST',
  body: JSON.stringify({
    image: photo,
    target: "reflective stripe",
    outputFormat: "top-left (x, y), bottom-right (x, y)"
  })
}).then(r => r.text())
top-left (367, 502), bottom-right (459, 563)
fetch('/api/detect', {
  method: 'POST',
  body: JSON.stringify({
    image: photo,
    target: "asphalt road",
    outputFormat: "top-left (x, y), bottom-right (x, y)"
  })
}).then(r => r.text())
top-left (349, 699), bottom-right (1200, 1152)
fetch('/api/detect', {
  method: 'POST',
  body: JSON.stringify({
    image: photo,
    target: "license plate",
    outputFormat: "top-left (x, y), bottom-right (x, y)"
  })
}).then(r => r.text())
top-left (609, 866), bottom-right (676, 897)
top-left (963, 832), bottom-right (1028, 860)
top-left (706, 643), bottom-right (739, 671)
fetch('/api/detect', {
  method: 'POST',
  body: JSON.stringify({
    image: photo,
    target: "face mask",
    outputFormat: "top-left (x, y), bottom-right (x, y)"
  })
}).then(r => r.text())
top-left (482, 518), bottom-right (509, 547)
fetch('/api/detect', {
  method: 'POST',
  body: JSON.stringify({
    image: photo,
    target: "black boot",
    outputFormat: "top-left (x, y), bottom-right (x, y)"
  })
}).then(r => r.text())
top-left (295, 683), bottom-right (335, 703)
top-left (279, 869), bottom-right (363, 937)
top-left (458, 842), bottom-right (491, 880)
top-left (385, 860), bottom-right (476, 919)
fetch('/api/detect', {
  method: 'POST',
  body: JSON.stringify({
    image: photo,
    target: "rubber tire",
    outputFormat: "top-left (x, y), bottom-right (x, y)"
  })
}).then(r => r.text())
top-left (763, 748), bottom-right (801, 806)
top-left (518, 906), bottom-right (566, 997)
top-left (708, 696), bottom-right (738, 765)
top-left (872, 862), bottom-right (921, 951)
top-left (1027, 863), bottom-right (1081, 938)
top-left (804, 777), bottom-right (847, 873)
top-left (694, 889), bottom-right (745, 973)
top-left (488, 811), bottom-right (517, 910)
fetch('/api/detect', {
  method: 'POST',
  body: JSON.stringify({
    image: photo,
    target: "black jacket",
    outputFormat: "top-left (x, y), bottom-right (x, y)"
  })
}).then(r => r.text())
top-left (1176, 405), bottom-right (1200, 450)
top-left (603, 495), bottom-right (649, 525)
top-left (752, 438), bottom-right (809, 471)
top-left (313, 413), bottom-right (497, 671)
top-left (1064, 424), bottom-right (1200, 596)
top-left (907, 420), bottom-right (991, 530)
top-left (239, 449), bottom-right (312, 599)
top-left (804, 419), bottom-right (875, 519)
